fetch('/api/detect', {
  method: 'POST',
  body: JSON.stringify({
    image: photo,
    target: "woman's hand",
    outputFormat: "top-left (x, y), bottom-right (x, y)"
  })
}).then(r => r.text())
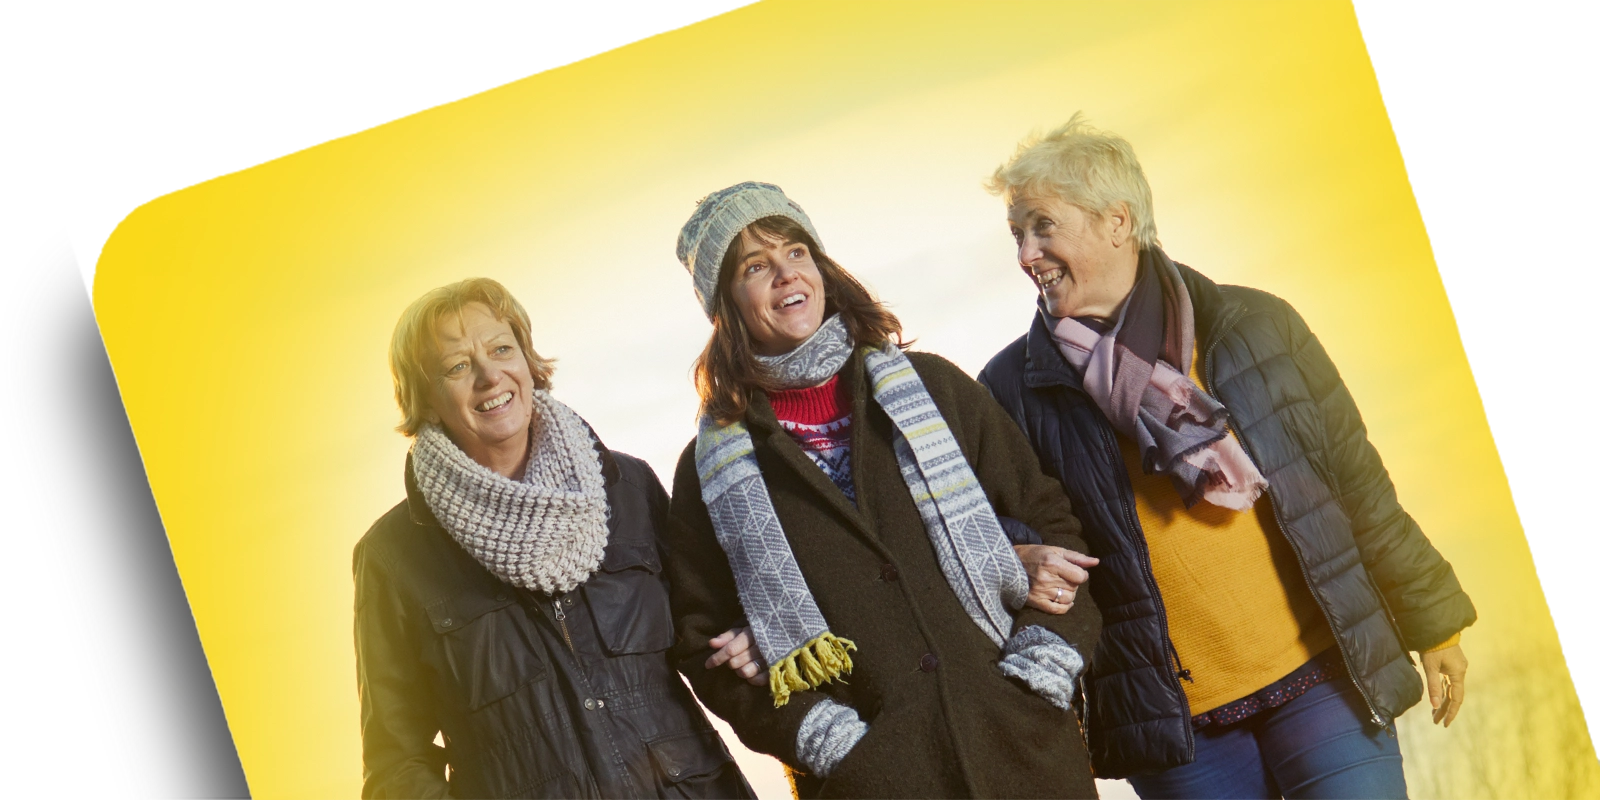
top-left (706, 626), bottom-right (768, 686)
top-left (1015, 545), bottom-right (1098, 614)
top-left (1421, 643), bottom-right (1468, 726)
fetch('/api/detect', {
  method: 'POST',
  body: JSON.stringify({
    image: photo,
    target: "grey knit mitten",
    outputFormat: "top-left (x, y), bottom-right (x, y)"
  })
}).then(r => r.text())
top-left (998, 625), bottom-right (1085, 712)
top-left (795, 698), bottom-right (868, 778)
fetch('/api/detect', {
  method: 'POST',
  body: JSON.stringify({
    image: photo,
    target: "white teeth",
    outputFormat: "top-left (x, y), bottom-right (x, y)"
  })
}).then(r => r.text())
top-left (477, 391), bottom-right (513, 412)
top-left (1035, 269), bottom-right (1064, 289)
top-left (779, 293), bottom-right (805, 308)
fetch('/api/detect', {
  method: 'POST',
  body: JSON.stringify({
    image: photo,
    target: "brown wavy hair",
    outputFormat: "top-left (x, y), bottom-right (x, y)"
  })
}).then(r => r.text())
top-left (694, 216), bottom-right (906, 424)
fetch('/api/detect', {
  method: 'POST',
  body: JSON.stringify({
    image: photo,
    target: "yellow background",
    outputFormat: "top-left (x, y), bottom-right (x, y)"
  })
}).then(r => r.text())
top-left (93, 1), bottom-right (1597, 797)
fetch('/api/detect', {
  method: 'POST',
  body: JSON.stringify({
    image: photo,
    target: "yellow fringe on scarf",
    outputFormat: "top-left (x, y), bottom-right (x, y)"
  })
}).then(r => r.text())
top-left (768, 632), bottom-right (858, 708)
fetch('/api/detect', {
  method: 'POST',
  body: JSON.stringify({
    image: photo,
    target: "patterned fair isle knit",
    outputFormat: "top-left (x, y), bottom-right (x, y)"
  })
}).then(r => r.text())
top-left (769, 375), bottom-right (855, 501)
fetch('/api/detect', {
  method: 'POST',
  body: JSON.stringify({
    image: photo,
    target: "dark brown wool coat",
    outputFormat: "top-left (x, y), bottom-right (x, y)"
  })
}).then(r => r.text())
top-left (663, 351), bottom-right (1102, 799)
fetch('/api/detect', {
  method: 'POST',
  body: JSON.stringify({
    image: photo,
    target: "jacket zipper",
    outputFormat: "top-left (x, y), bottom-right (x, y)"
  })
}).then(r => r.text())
top-left (1090, 416), bottom-right (1197, 756)
top-left (545, 591), bottom-right (637, 790)
top-left (1202, 327), bottom-right (1392, 735)
top-left (552, 592), bottom-right (577, 656)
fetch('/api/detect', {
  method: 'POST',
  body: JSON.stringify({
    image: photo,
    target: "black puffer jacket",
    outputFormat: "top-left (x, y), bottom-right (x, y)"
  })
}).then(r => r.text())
top-left (353, 444), bottom-right (754, 799)
top-left (978, 261), bottom-right (1476, 779)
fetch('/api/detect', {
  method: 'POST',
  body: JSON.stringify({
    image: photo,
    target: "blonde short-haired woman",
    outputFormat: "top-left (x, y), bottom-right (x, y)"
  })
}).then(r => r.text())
top-left (979, 115), bottom-right (1476, 799)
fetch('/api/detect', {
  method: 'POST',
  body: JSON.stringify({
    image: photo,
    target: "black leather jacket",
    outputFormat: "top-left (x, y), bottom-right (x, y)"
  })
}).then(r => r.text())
top-left (978, 259), bottom-right (1476, 778)
top-left (353, 444), bottom-right (754, 799)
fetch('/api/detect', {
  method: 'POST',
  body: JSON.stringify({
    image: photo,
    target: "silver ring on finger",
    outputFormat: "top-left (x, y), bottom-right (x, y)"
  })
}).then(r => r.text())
top-left (1054, 588), bottom-right (1065, 603)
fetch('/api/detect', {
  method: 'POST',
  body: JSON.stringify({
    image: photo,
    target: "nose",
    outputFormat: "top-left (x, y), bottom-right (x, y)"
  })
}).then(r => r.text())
top-left (1018, 232), bottom-right (1044, 271)
top-left (770, 258), bottom-right (798, 285)
top-left (473, 359), bottom-right (502, 388)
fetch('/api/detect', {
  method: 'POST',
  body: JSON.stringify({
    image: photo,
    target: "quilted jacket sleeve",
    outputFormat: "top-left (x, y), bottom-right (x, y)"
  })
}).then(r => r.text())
top-left (1282, 302), bottom-right (1477, 651)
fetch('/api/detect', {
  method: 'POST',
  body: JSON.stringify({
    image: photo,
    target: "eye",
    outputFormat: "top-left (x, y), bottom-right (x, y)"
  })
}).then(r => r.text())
top-left (1009, 227), bottom-right (1023, 244)
top-left (788, 246), bottom-right (805, 259)
top-left (745, 261), bottom-right (766, 276)
top-left (446, 361), bottom-right (469, 375)
top-left (493, 344), bottom-right (514, 356)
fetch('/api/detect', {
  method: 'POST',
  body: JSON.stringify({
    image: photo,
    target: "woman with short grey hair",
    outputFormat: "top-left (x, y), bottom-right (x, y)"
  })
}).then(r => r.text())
top-left (978, 114), bottom-right (1476, 799)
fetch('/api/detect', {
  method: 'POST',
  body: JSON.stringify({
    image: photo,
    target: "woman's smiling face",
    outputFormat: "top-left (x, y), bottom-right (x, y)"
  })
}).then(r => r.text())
top-left (1008, 194), bottom-right (1138, 321)
top-left (726, 227), bottom-right (827, 356)
top-left (426, 302), bottom-right (537, 474)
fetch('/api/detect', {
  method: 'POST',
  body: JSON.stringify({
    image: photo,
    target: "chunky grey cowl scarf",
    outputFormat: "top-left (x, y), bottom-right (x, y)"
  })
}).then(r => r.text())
top-left (411, 390), bottom-right (609, 595)
top-left (696, 314), bottom-right (1032, 707)
top-left (1049, 247), bottom-right (1268, 510)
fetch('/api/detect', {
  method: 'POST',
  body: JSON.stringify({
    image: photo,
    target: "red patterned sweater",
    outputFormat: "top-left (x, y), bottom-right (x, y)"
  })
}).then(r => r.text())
top-left (768, 375), bottom-right (855, 501)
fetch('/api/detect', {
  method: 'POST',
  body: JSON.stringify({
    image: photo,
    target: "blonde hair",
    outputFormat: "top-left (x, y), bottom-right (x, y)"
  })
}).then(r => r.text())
top-left (985, 112), bottom-right (1159, 249)
top-left (389, 278), bottom-right (555, 437)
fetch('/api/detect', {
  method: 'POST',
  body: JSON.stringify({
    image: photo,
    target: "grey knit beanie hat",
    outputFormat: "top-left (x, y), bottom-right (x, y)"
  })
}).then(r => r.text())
top-left (676, 181), bottom-right (824, 318)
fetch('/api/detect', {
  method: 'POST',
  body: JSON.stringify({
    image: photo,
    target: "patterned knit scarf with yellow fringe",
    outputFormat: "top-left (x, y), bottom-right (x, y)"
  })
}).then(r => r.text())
top-left (695, 315), bottom-right (1028, 707)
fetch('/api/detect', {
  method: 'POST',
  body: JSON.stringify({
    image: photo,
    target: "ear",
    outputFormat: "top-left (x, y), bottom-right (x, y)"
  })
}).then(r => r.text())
top-left (1106, 202), bottom-right (1134, 248)
top-left (425, 407), bottom-right (441, 425)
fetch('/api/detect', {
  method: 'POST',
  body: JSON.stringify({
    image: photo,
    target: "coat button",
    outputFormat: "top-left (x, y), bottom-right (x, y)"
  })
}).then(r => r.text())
top-left (495, 593), bottom-right (508, 602)
top-left (880, 563), bottom-right (899, 582)
top-left (668, 767), bottom-right (680, 777)
top-left (919, 653), bottom-right (939, 672)
top-left (596, 699), bottom-right (605, 708)
top-left (583, 698), bottom-right (596, 710)
top-left (440, 618), bottom-right (453, 628)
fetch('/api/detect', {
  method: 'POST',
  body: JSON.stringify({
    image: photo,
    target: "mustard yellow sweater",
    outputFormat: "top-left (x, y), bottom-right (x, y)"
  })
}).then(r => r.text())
top-left (1118, 351), bottom-right (1458, 714)
top-left (1117, 435), bottom-right (1333, 713)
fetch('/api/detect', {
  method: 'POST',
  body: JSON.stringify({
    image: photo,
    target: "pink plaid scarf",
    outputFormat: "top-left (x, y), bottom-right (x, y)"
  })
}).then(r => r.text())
top-left (1048, 249), bottom-right (1267, 511)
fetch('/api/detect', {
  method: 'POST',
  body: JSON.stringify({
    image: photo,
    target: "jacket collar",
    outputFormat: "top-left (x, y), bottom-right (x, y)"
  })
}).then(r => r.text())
top-left (1021, 309), bottom-right (1081, 391)
top-left (1176, 258), bottom-right (1247, 360)
top-left (405, 428), bottom-right (620, 529)
top-left (1019, 250), bottom-right (1247, 390)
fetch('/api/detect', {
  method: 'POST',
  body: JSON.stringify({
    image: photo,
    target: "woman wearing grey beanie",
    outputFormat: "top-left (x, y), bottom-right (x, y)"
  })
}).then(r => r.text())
top-left (353, 278), bottom-right (756, 799)
top-left (661, 182), bottom-right (1102, 798)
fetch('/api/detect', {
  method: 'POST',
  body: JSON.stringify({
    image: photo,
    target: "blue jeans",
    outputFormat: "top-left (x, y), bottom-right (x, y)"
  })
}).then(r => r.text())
top-left (1127, 678), bottom-right (1407, 799)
